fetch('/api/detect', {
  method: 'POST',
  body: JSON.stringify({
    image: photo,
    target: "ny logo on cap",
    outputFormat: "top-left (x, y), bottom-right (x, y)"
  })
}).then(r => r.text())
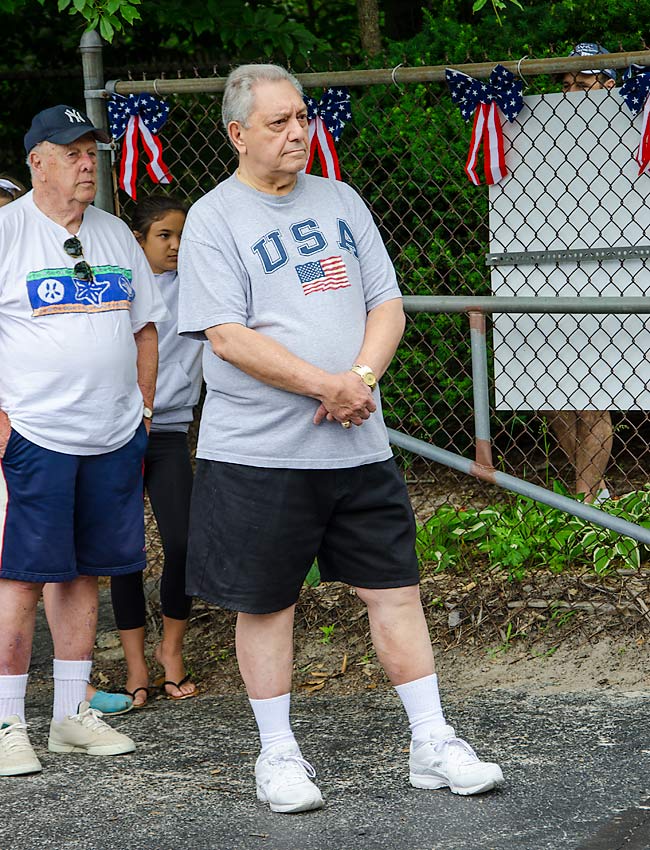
top-left (64, 108), bottom-right (85, 124)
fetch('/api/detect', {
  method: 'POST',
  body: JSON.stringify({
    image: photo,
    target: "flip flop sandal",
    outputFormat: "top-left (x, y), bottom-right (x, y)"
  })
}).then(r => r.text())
top-left (119, 686), bottom-right (151, 708)
top-left (154, 674), bottom-right (199, 701)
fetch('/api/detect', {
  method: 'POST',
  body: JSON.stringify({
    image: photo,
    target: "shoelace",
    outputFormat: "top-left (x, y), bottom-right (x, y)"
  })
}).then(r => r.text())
top-left (267, 751), bottom-right (317, 781)
top-left (430, 736), bottom-right (479, 766)
top-left (72, 706), bottom-right (110, 734)
top-left (0, 721), bottom-right (31, 752)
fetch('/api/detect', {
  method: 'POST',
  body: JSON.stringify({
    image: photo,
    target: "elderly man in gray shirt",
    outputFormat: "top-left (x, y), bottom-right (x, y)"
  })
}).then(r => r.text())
top-left (178, 63), bottom-right (504, 813)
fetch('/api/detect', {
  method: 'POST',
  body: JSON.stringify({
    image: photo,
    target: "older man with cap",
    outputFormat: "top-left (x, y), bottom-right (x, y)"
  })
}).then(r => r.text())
top-left (0, 104), bottom-right (167, 775)
top-left (178, 63), bottom-right (504, 813)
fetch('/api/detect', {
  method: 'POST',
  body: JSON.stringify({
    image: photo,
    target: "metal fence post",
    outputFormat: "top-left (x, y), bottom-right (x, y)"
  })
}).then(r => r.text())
top-left (468, 311), bottom-right (494, 470)
top-left (80, 30), bottom-right (113, 214)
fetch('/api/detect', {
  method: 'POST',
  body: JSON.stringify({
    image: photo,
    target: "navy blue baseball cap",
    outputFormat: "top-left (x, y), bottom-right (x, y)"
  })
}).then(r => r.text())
top-left (24, 104), bottom-right (110, 153)
top-left (568, 43), bottom-right (616, 81)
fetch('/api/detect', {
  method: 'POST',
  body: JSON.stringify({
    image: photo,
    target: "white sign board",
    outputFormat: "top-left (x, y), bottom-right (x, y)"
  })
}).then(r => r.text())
top-left (489, 89), bottom-right (650, 411)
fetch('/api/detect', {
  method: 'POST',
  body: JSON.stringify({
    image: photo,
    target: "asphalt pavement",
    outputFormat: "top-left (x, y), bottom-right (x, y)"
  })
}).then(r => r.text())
top-left (2, 602), bottom-right (650, 850)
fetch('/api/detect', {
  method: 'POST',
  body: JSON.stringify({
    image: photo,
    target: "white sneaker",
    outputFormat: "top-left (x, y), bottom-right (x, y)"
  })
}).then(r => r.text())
top-left (0, 717), bottom-right (43, 776)
top-left (255, 742), bottom-right (324, 813)
top-left (409, 725), bottom-right (504, 796)
top-left (48, 701), bottom-right (136, 756)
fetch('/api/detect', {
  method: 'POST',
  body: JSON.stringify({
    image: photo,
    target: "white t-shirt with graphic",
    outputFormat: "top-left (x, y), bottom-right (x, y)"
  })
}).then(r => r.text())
top-left (178, 173), bottom-right (402, 469)
top-left (0, 192), bottom-right (168, 455)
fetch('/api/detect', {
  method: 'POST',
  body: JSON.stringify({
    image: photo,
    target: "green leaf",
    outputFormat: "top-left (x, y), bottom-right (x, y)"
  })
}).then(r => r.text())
top-left (593, 546), bottom-right (613, 574)
top-left (99, 16), bottom-right (114, 41)
top-left (57, 0), bottom-right (72, 10)
top-left (71, 0), bottom-right (85, 12)
top-left (120, 5), bottom-right (140, 24)
top-left (472, 0), bottom-right (488, 9)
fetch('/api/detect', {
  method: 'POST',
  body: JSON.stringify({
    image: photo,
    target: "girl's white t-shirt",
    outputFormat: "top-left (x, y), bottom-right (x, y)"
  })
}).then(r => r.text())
top-left (0, 192), bottom-right (168, 455)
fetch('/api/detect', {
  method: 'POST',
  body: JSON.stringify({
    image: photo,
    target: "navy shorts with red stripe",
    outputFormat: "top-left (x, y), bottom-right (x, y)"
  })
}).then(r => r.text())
top-left (0, 423), bottom-right (148, 583)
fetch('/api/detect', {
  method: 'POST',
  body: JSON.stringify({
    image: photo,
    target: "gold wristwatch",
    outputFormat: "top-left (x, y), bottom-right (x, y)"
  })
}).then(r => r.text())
top-left (143, 405), bottom-right (154, 420)
top-left (350, 364), bottom-right (377, 391)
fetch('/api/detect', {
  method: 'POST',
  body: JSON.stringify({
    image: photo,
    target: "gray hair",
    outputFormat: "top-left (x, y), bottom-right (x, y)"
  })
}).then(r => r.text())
top-left (221, 64), bottom-right (303, 131)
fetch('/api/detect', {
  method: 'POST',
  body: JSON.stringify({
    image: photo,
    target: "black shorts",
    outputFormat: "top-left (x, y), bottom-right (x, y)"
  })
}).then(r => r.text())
top-left (186, 458), bottom-right (419, 614)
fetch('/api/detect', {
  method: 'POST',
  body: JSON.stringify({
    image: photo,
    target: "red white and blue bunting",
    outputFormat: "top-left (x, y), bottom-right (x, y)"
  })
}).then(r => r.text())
top-left (445, 65), bottom-right (524, 186)
top-left (303, 87), bottom-right (352, 180)
top-left (107, 94), bottom-right (173, 199)
top-left (619, 70), bottom-right (650, 176)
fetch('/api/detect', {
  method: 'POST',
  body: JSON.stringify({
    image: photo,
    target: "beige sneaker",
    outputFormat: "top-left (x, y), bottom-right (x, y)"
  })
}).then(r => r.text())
top-left (48, 702), bottom-right (136, 756)
top-left (0, 716), bottom-right (43, 776)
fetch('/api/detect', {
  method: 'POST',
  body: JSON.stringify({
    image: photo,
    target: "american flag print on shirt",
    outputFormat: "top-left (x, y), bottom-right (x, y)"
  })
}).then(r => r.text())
top-left (295, 255), bottom-right (350, 296)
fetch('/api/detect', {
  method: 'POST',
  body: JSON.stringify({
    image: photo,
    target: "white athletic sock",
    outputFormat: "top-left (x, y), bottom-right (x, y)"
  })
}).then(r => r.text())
top-left (249, 693), bottom-right (297, 753)
top-left (52, 659), bottom-right (92, 722)
top-left (0, 674), bottom-right (29, 723)
top-left (394, 673), bottom-right (448, 745)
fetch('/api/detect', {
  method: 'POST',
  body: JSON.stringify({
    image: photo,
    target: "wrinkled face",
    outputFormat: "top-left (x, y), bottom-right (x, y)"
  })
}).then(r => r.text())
top-left (31, 134), bottom-right (97, 204)
top-left (233, 79), bottom-right (309, 179)
top-left (562, 72), bottom-right (609, 93)
top-left (137, 210), bottom-right (186, 274)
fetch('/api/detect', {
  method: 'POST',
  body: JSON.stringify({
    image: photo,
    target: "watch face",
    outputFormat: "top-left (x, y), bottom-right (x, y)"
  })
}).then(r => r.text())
top-left (143, 407), bottom-right (153, 419)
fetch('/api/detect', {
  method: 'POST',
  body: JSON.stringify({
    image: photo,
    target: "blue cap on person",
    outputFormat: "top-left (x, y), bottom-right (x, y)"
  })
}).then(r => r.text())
top-left (568, 43), bottom-right (616, 81)
top-left (24, 104), bottom-right (110, 153)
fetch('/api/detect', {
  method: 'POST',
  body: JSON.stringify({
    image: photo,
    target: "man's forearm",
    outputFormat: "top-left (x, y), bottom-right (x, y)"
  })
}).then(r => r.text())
top-left (134, 322), bottom-right (158, 409)
top-left (206, 323), bottom-right (334, 401)
top-left (353, 297), bottom-right (406, 378)
top-left (206, 323), bottom-right (376, 425)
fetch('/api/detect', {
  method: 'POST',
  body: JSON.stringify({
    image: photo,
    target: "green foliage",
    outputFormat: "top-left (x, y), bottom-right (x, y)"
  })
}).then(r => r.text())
top-left (472, 0), bottom-right (523, 26)
top-left (46, 0), bottom-right (141, 40)
top-left (304, 562), bottom-right (321, 587)
top-left (319, 624), bottom-right (336, 644)
top-left (416, 485), bottom-right (650, 580)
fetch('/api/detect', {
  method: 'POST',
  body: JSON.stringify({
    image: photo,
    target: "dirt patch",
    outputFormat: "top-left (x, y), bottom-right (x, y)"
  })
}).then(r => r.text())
top-left (92, 570), bottom-right (650, 700)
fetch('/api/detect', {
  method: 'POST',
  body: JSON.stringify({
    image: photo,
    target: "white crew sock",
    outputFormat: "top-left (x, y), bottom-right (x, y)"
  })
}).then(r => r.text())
top-left (249, 693), bottom-right (297, 753)
top-left (0, 674), bottom-right (29, 723)
top-left (52, 659), bottom-right (92, 722)
top-left (394, 673), bottom-right (448, 745)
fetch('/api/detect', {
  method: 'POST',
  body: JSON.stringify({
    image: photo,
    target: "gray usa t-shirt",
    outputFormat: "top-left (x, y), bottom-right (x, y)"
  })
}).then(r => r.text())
top-left (177, 172), bottom-right (401, 469)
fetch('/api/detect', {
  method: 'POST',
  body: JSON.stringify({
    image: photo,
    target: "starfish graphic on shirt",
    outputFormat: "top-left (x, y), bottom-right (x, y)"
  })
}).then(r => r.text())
top-left (73, 276), bottom-right (110, 306)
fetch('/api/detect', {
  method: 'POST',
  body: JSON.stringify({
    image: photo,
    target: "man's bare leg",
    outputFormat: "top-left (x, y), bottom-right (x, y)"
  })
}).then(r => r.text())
top-left (43, 576), bottom-right (97, 661)
top-left (354, 584), bottom-right (434, 685)
top-left (43, 576), bottom-right (98, 719)
top-left (0, 580), bottom-right (43, 772)
top-left (235, 606), bottom-right (295, 699)
top-left (0, 579), bottom-right (43, 675)
top-left (576, 411), bottom-right (613, 502)
top-left (355, 583), bottom-right (503, 794)
top-left (237, 605), bottom-right (323, 813)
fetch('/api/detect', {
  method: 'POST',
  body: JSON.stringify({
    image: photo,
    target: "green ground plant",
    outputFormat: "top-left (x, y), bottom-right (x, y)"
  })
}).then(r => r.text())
top-left (416, 485), bottom-right (650, 580)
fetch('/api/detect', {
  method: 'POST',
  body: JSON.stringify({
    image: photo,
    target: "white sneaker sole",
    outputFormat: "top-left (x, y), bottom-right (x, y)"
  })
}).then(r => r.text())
top-left (410, 769), bottom-right (504, 796)
top-left (0, 760), bottom-right (43, 776)
top-left (48, 738), bottom-right (135, 756)
top-left (256, 786), bottom-right (324, 813)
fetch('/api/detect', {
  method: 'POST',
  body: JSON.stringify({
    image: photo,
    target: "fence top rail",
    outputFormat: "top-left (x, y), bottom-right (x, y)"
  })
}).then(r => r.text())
top-left (403, 296), bottom-right (650, 315)
top-left (106, 49), bottom-right (650, 96)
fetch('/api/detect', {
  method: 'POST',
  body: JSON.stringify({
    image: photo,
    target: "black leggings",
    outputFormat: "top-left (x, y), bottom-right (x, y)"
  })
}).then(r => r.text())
top-left (110, 430), bottom-right (193, 630)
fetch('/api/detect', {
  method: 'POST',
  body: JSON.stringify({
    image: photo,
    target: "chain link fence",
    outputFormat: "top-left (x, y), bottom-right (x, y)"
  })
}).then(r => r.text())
top-left (6, 50), bottom-right (650, 650)
top-left (106, 54), bottom-right (650, 650)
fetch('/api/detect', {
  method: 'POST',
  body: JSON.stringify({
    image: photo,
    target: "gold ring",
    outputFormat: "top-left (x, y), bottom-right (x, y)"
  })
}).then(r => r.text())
top-left (341, 420), bottom-right (351, 429)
